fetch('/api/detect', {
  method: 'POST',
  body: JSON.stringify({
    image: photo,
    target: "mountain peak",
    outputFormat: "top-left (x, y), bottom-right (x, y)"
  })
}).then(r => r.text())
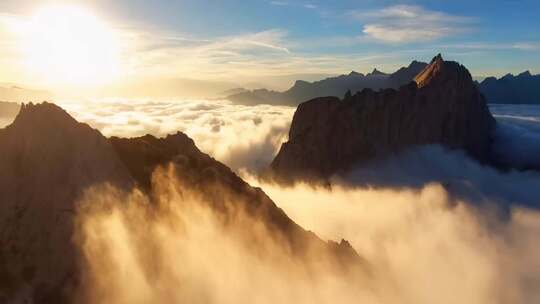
top-left (501, 73), bottom-right (514, 80)
top-left (293, 80), bottom-right (310, 87)
top-left (412, 53), bottom-right (469, 88)
top-left (368, 68), bottom-right (386, 76)
top-left (518, 70), bottom-right (532, 77)
top-left (11, 101), bottom-right (78, 129)
top-left (271, 55), bottom-right (493, 182)
top-left (432, 53), bottom-right (443, 63)
top-left (348, 71), bottom-right (364, 77)
top-left (408, 60), bottom-right (427, 69)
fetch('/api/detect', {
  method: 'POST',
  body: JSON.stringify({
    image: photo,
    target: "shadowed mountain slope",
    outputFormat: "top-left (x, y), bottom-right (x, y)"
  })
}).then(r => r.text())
top-left (0, 103), bottom-right (133, 303)
top-left (0, 102), bottom-right (361, 303)
top-left (478, 71), bottom-right (540, 104)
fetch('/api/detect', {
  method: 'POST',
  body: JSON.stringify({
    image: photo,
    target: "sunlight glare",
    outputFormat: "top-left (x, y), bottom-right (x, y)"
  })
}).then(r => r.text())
top-left (20, 5), bottom-right (121, 87)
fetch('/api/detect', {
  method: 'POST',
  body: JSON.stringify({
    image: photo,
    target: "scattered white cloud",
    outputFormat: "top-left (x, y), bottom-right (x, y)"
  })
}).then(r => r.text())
top-left (270, 1), bottom-right (318, 11)
top-left (270, 1), bottom-right (289, 6)
top-left (120, 26), bottom-right (423, 90)
top-left (353, 5), bottom-right (474, 43)
top-left (512, 42), bottom-right (540, 51)
top-left (439, 42), bottom-right (540, 51)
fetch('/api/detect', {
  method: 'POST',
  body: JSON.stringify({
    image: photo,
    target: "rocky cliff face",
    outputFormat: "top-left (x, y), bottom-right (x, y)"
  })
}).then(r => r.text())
top-left (270, 54), bottom-right (496, 182)
top-left (0, 102), bottom-right (360, 303)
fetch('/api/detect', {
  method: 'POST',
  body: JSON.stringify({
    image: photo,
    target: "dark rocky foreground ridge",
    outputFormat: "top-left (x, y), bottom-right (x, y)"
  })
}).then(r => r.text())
top-left (227, 60), bottom-right (428, 106)
top-left (271, 54), bottom-right (496, 182)
top-left (0, 102), bottom-right (360, 303)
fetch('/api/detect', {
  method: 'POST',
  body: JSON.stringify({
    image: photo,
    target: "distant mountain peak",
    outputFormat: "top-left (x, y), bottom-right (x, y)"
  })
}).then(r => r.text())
top-left (348, 71), bottom-right (364, 77)
top-left (502, 73), bottom-right (514, 80)
top-left (227, 58), bottom-right (426, 106)
top-left (518, 70), bottom-right (532, 77)
top-left (368, 68), bottom-right (386, 76)
top-left (408, 60), bottom-right (427, 69)
top-left (271, 54), bottom-right (494, 182)
top-left (294, 80), bottom-right (310, 86)
top-left (478, 69), bottom-right (540, 104)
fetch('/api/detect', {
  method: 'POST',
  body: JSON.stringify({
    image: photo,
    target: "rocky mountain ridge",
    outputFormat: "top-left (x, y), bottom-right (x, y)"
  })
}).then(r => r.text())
top-left (227, 60), bottom-right (428, 106)
top-left (478, 71), bottom-right (540, 104)
top-left (270, 54), bottom-right (496, 182)
top-left (0, 102), bottom-right (360, 303)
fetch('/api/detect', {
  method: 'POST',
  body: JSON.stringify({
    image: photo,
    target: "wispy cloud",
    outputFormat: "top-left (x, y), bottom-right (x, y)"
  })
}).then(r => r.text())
top-left (270, 1), bottom-right (319, 11)
top-left (508, 42), bottom-right (540, 51)
top-left (125, 28), bottom-right (411, 85)
top-left (352, 5), bottom-right (474, 44)
top-left (439, 42), bottom-right (540, 51)
top-left (270, 1), bottom-right (288, 6)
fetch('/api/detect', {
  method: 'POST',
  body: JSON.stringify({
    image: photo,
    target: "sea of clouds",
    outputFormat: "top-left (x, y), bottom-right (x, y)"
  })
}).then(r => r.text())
top-left (50, 99), bottom-right (540, 303)
top-left (57, 100), bottom-right (540, 177)
top-left (59, 99), bottom-right (294, 173)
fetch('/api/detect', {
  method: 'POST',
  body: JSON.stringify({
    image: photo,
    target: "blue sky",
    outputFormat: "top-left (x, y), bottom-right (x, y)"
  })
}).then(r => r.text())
top-left (0, 0), bottom-right (539, 90)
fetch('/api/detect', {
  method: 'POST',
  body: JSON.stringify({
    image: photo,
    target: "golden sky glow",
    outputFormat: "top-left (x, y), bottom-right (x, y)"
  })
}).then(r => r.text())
top-left (14, 5), bottom-right (122, 87)
top-left (0, 1), bottom-right (537, 99)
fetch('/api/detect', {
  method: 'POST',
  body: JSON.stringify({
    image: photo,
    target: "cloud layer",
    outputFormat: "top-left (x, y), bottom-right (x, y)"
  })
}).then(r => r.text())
top-left (1, 99), bottom-right (537, 303)
top-left (60, 99), bottom-right (294, 173)
top-left (74, 160), bottom-right (540, 304)
top-left (249, 179), bottom-right (540, 304)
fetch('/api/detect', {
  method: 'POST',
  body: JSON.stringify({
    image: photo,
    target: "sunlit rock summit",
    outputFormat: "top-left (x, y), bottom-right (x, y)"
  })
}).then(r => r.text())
top-left (270, 54), bottom-right (496, 182)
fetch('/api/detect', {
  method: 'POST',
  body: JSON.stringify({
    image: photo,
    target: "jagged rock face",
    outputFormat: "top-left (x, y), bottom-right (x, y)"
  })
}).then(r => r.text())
top-left (271, 55), bottom-right (496, 182)
top-left (0, 103), bottom-right (362, 303)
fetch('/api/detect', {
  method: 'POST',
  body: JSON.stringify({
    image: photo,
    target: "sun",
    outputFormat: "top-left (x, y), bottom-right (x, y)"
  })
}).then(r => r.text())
top-left (20, 5), bottom-right (122, 87)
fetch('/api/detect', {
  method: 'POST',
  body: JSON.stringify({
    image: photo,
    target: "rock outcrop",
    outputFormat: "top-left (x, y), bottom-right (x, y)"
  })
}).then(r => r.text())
top-left (227, 60), bottom-right (428, 106)
top-left (478, 71), bottom-right (540, 104)
top-left (0, 102), bottom-right (361, 303)
top-left (270, 54), bottom-right (496, 182)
